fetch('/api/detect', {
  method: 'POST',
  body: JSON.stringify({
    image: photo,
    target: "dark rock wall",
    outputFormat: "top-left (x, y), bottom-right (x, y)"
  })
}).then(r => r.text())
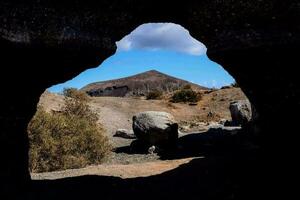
top-left (0, 0), bottom-right (299, 199)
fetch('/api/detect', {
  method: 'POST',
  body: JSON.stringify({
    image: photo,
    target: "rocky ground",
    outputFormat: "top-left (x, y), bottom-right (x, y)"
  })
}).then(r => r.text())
top-left (33, 87), bottom-right (248, 179)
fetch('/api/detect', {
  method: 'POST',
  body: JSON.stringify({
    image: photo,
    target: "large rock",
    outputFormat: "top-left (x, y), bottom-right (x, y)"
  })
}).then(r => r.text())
top-left (132, 111), bottom-right (179, 146)
top-left (229, 100), bottom-right (252, 126)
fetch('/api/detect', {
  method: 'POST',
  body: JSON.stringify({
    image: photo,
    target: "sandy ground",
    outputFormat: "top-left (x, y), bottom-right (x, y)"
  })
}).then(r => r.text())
top-left (31, 157), bottom-right (200, 179)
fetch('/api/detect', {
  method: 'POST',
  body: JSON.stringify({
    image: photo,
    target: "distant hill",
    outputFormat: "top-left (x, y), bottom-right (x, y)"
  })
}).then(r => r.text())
top-left (81, 70), bottom-right (208, 97)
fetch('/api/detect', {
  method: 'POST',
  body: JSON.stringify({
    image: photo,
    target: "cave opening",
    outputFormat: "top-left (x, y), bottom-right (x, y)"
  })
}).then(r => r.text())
top-left (0, 0), bottom-right (297, 199)
top-left (28, 23), bottom-right (253, 180)
top-left (1, 1), bottom-right (297, 199)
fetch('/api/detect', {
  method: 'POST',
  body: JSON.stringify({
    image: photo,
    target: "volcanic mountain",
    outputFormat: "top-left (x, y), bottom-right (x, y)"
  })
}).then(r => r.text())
top-left (81, 70), bottom-right (207, 97)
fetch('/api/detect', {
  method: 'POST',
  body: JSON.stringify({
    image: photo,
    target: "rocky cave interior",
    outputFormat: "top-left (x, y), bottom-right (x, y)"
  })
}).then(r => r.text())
top-left (0, 0), bottom-right (298, 199)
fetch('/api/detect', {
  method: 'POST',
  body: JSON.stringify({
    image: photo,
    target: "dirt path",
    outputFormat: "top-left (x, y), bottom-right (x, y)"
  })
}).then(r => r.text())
top-left (31, 157), bottom-right (201, 179)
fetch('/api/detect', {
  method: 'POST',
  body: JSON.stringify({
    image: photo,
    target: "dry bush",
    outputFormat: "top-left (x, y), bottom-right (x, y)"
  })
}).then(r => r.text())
top-left (171, 88), bottom-right (202, 103)
top-left (28, 88), bottom-right (111, 173)
top-left (63, 88), bottom-right (98, 122)
top-left (63, 87), bottom-right (90, 102)
top-left (146, 90), bottom-right (163, 100)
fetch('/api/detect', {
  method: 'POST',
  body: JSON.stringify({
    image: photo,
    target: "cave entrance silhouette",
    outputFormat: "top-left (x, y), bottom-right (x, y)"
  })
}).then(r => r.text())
top-left (28, 23), bottom-right (253, 182)
top-left (1, 1), bottom-right (296, 199)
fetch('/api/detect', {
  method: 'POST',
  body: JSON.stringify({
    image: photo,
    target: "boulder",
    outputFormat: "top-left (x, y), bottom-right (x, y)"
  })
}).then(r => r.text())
top-left (132, 111), bottom-right (178, 146)
top-left (114, 129), bottom-right (136, 139)
top-left (229, 100), bottom-right (252, 126)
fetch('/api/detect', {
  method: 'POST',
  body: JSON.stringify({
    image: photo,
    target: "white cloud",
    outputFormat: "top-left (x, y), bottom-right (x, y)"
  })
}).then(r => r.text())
top-left (116, 23), bottom-right (207, 56)
top-left (117, 37), bottom-right (132, 51)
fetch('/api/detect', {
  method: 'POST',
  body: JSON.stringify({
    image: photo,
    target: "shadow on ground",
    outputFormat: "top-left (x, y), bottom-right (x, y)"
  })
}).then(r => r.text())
top-left (115, 127), bottom-right (251, 159)
top-left (30, 128), bottom-right (261, 199)
top-left (30, 151), bottom-right (260, 199)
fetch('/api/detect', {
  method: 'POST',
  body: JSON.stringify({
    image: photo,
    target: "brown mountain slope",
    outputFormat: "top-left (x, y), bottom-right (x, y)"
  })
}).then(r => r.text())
top-left (81, 70), bottom-right (208, 97)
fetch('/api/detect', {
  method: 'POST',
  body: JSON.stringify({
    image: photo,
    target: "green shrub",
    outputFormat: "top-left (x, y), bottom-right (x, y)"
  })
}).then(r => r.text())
top-left (171, 88), bottom-right (201, 103)
top-left (146, 90), bottom-right (163, 100)
top-left (28, 88), bottom-right (111, 173)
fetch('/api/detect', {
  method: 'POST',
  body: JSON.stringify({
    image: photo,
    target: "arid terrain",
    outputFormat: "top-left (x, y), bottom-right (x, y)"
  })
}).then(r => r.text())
top-left (31, 70), bottom-right (248, 179)
top-left (39, 86), bottom-right (246, 147)
top-left (32, 85), bottom-right (248, 179)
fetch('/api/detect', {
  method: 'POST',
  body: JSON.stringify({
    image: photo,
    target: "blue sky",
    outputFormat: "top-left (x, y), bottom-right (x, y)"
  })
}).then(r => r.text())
top-left (49, 23), bottom-right (235, 93)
